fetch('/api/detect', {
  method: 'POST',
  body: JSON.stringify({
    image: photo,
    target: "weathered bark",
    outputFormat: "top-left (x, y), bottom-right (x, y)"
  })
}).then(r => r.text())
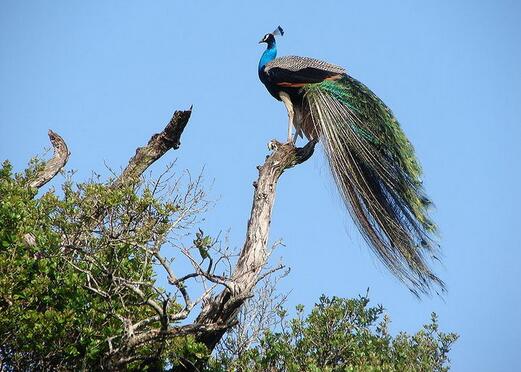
top-left (29, 130), bottom-right (70, 189)
top-left (88, 108), bottom-right (193, 228)
top-left (23, 130), bottom-right (70, 246)
top-left (193, 139), bottom-right (317, 352)
top-left (107, 322), bottom-right (230, 369)
top-left (112, 108), bottom-right (192, 188)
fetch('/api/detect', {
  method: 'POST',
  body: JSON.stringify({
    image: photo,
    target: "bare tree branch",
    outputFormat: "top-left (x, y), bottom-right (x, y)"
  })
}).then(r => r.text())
top-left (193, 139), bottom-right (317, 352)
top-left (79, 108), bottom-right (193, 238)
top-left (112, 108), bottom-right (192, 188)
top-left (109, 322), bottom-right (231, 368)
top-left (23, 130), bottom-right (70, 247)
top-left (29, 130), bottom-right (70, 189)
top-left (215, 267), bottom-right (289, 361)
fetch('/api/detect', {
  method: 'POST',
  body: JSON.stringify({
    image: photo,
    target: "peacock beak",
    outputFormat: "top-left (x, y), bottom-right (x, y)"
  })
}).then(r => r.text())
top-left (258, 39), bottom-right (265, 44)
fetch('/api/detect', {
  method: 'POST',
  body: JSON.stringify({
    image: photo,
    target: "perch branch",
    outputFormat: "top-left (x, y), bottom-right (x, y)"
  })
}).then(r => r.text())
top-left (193, 139), bottom-right (317, 352)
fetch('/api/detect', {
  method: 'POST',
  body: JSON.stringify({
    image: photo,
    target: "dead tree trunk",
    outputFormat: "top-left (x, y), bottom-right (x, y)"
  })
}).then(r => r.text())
top-left (194, 140), bottom-right (317, 352)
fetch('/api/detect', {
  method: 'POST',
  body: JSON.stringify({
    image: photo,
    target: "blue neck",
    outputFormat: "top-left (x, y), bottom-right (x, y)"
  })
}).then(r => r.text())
top-left (258, 41), bottom-right (277, 73)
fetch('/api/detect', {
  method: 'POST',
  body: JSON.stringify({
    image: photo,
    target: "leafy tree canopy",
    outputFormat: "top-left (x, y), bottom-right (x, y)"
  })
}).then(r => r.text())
top-left (0, 159), bottom-right (457, 371)
top-left (212, 295), bottom-right (458, 372)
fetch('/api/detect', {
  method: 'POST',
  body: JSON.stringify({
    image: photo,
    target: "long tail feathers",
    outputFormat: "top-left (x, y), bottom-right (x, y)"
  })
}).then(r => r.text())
top-left (302, 76), bottom-right (444, 296)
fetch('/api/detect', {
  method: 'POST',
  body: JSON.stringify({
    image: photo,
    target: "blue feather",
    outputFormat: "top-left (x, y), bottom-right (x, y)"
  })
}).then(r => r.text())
top-left (258, 42), bottom-right (277, 74)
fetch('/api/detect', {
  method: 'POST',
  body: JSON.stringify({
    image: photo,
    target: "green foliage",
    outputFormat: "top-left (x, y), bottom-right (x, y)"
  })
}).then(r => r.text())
top-left (0, 160), bottom-right (200, 370)
top-left (0, 159), bottom-right (457, 370)
top-left (194, 228), bottom-right (212, 260)
top-left (212, 295), bottom-right (458, 372)
top-left (1, 160), bottom-right (97, 369)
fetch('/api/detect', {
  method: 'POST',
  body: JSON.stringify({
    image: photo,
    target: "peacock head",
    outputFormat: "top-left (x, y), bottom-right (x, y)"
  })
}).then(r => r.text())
top-left (259, 26), bottom-right (284, 47)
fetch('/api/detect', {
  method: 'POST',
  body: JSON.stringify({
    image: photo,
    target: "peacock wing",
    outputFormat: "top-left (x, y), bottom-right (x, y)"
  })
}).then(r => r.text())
top-left (264, 56), bottom-right (346, 87)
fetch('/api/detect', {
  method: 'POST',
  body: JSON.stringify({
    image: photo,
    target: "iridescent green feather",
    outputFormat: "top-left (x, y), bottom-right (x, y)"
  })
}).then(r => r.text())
top-left (302, 77), bottom-right (443, 295)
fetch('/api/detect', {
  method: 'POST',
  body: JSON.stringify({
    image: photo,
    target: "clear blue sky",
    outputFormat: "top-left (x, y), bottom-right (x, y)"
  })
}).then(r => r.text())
top-left (1, 1), bottom-right (520, 370)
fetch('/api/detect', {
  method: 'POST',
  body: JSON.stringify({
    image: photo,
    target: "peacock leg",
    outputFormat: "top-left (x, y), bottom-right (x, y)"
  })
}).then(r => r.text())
top-left (279, 92), bottom-right (295, 143)
top-left (293, 108), bottom-right (303, 143)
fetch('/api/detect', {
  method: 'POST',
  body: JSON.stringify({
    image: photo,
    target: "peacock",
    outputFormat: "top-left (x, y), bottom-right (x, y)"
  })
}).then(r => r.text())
top-left (258, 26), bottom-right (444, 295)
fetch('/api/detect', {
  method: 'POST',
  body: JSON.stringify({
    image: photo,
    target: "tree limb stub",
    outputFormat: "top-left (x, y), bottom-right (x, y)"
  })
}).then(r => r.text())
top-left (194, 139), bottom-right (317, 352)
top-left (23, 130), bottom-right (70, 247)
top-left (29, 130), bottom-right (70, 189)
top-left (112, 108), bottom-right (192, 188)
